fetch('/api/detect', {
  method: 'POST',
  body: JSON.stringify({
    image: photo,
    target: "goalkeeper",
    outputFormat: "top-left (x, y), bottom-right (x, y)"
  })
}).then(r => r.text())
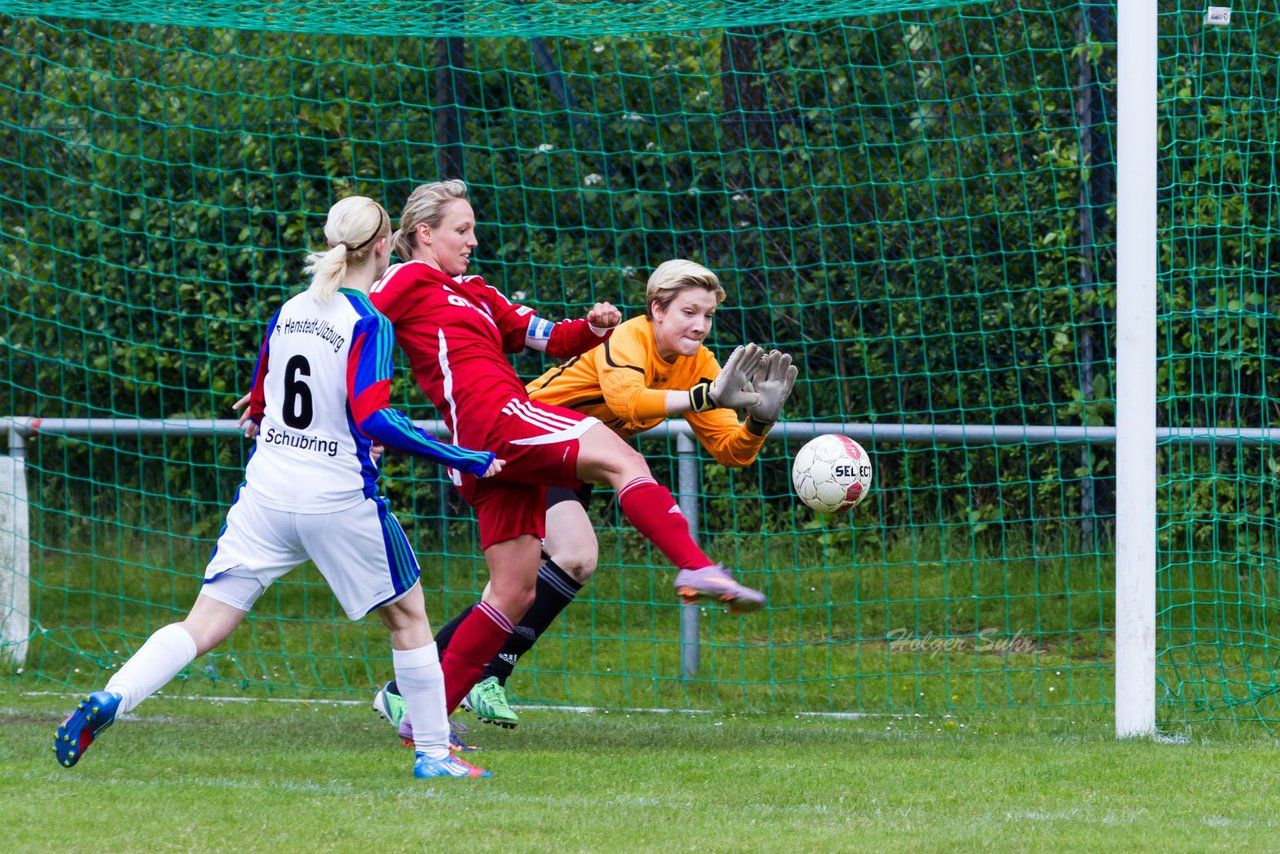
top-left (376, 259), bottom-right (797, 737)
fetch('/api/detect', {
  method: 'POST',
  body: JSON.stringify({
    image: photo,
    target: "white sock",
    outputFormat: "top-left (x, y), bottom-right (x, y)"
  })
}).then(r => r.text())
top-left (105, 623), bottom-right (199, 713)
top-left (393, 642), bottom-right (450, 760)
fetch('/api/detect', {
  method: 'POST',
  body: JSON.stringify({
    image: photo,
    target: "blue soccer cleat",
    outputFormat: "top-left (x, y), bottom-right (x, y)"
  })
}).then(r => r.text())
top-left (413, 751), bottom-right (491, 778)
top-left (54, 691), bottom-right (121, 768)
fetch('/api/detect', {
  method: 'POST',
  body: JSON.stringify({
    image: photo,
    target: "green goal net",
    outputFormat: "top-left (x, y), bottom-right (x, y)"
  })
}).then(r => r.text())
top-left (0, 1), bottom-right (1275, 728)
top-left (1155, 4), bottom-right (1280, 726)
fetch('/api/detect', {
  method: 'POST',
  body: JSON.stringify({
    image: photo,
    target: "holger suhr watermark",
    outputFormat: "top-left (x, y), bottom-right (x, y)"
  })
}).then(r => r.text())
top-left (885, 628), bottom-right (1043, 656)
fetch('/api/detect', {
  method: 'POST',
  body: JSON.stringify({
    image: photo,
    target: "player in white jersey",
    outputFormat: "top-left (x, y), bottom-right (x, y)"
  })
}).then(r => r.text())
top-left (54, 196), bottom-right (501, 780)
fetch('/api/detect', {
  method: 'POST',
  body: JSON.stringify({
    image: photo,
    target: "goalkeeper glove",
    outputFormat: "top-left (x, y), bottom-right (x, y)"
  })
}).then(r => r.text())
top-left (688, 343), bottom-right (764, 412)
top-left (744, 349), bottom-right (798, 434)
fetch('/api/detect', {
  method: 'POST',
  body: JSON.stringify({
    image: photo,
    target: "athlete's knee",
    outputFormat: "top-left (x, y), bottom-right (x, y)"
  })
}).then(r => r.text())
top-left (485, 570), bottom-right (538, 620)
top-left (376, 598), bottom-right (423, 633)
top-left (555, 552), bottom-right (598, 584)
top-left (486, 583), bottom-right (536, 623)
top-left (482, 535), bottom-right (544, 622)
top-left (580, 430), bottom-right (648, 481)
top-left (545, 515), bottom-right (598, 584)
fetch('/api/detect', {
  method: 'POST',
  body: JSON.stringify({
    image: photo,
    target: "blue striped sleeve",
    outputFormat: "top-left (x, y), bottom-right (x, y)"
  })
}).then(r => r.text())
top-left (359, 409), bottom-right (496, 476)
top-left (350, 313), bottom-right (393, 397)
top-left (347, 307), bottom-right (495, 476)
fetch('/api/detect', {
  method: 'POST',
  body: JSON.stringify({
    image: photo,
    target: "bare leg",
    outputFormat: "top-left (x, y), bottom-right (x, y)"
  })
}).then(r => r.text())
top-left (544, 499), bottom-right (599, 584)
top-left (573, 422), bottom-right (714, 572)
top-left (473, 500), bottom-right (597, 692)
top-left (573, 423), bottom-right (765, 611)
top-left (436, 536), bottom-right (540, 713)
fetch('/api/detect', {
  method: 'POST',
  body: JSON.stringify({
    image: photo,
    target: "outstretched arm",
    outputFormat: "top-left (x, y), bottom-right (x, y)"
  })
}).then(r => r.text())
top-left (526, 301), bottom-right (622, 359)
top-left (593, 325), bottom-right (766, 422)
top-left (355, 409), bottom-right (500, 477)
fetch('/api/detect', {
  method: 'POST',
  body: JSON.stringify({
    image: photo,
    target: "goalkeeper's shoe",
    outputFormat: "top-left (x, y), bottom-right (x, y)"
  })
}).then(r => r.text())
top-left (413, 751), bottom-right (491, 779)
top-left (674, 565), bottom-right (766, 614)
top-left (461, 676), bottom-right (519, 729)
top-left (54, 690), bottom-right (121, 768)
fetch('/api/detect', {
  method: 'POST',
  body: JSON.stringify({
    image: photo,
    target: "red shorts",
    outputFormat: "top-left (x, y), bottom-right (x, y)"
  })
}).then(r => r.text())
top-left (455, 398), bottom-right (599, 550)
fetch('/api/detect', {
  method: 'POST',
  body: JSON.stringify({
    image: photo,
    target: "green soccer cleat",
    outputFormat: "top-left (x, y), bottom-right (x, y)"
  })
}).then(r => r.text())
top-left (461, 676), bottom-right (519, 729)
top-left (372, 681), bottom-right (408, 731)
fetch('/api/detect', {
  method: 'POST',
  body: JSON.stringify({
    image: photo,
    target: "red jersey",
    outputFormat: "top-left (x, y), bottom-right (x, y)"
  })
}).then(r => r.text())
top-left (369, 260), bottom-right (611, 448)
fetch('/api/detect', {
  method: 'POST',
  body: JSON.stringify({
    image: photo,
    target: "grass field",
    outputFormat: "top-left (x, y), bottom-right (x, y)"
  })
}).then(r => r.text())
top-left (9, 510), bottom-right (1280, 850)
top-left (1, 692), bottom-right (1277, 852)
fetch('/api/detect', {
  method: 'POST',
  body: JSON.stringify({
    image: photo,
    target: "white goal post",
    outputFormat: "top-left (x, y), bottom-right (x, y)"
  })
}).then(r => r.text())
top-left (1114, 0), bottom-right (1157, 739)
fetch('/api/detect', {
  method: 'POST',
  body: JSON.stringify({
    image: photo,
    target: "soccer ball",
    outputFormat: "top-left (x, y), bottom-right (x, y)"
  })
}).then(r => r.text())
top-left (791, 434), bottom-right (873, 513)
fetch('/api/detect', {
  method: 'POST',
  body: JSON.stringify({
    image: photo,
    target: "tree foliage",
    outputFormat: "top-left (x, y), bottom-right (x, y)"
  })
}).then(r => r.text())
top-left (0, 4), bottom-right (1271, 551)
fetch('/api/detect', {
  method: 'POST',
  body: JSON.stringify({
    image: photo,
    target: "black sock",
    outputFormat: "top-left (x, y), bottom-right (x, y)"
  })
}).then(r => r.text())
top-left (484, 559), bottom-right (582, 685)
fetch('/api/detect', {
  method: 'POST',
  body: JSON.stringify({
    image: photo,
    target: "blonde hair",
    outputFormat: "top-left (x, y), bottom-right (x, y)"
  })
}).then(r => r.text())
top-left (390, 179), bottom-right (470, 261)
top-left (304, 196), bottom-right (389, 303)
top-left (645, 259), bottom-right (726, 319)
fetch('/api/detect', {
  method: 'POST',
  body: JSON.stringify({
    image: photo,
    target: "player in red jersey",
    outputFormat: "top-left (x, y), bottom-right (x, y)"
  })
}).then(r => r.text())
top-left (368, 180), bottom-right (766, 714)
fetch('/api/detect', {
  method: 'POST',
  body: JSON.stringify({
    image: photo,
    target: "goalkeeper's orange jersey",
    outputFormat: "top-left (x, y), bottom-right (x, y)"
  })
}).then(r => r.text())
top-left (525, 316), bottom-right (766, 467)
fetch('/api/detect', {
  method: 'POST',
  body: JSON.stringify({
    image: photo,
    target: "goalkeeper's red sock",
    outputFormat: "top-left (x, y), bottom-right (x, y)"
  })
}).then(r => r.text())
top-left (616, 476), bottom-right (713, 571)
top-left (439, 601), bottom-right (514, 713)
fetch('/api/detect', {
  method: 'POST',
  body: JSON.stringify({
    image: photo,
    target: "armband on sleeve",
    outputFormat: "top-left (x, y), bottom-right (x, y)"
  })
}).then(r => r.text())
top-left (525, 316), bottom-right (556, 352)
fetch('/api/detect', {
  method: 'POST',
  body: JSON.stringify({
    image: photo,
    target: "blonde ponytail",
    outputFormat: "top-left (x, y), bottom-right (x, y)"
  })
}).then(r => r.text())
top-left (303, 244), bottom-right (350, 303)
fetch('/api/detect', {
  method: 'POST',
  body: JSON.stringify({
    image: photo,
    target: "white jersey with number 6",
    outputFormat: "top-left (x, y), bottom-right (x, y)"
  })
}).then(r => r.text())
top-left (206, 289), bottom-right (491, 619)
top-left (241, 287), bottom-right (493, 516)
top-left (245, 289), bottom-right (379, 513)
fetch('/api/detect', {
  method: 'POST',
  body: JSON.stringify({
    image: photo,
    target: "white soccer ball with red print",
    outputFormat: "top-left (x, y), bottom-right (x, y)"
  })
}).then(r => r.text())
top-left (791, 434), bottom-right (873, 513)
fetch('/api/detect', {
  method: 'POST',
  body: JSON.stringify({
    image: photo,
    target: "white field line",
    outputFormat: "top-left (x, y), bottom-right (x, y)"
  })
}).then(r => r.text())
top-left (15, 690), bottom-right (885, 718)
